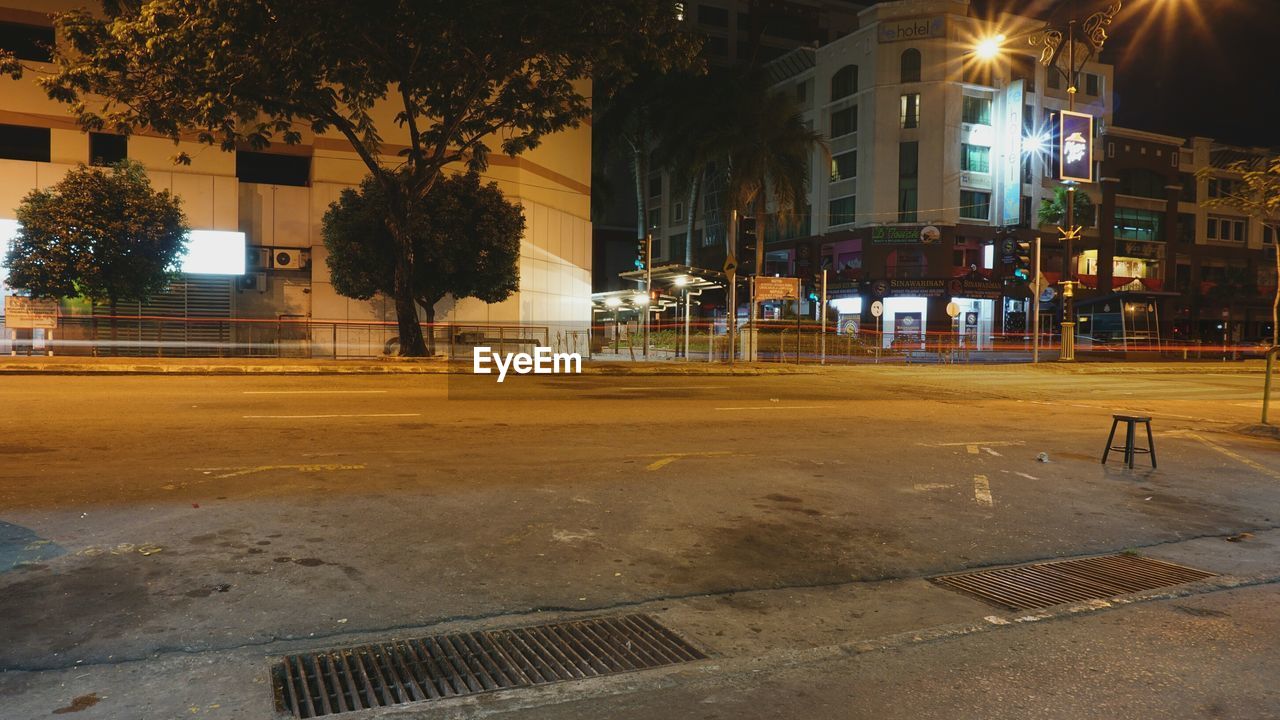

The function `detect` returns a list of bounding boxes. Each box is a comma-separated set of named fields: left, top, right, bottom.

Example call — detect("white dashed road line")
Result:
left=973, top=474, right=993, bottom=507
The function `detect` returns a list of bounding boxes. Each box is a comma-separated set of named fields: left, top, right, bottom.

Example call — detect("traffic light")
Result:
left=736, top=216, right=757, bottom=273
left=1011, top=238, right=1032, bottom=283
left=634, top=235, right=649, bottom=270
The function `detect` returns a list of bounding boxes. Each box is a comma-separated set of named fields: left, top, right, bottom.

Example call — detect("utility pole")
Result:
left=1033, top=236, right=1041, bottom=364
left=643, top=232, right=652, bottom=360
left=727, top=210, right=738, bottom=366
left=820, top=268, right=828, bottom=365
left=1060, top=19, right=1078, bottom=362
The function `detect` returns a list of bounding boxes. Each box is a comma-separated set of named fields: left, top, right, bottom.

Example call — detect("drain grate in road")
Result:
left=930, top=554, right=1217, bottom=611
left=271, top=614, right=707, bottom=718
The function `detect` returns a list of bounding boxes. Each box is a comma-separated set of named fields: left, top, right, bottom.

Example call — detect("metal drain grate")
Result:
left=271, top=614, right=707, bottom=718
left=931, top=554, right=1217, bottom=611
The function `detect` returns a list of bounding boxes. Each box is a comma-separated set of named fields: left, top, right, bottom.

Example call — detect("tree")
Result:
left=3, top=161, right=188, bottom=345
left=38, top=1, right=698, bottom=355
left=1197, top=158, right=1280, bottom=347
left=654, top=68, right=823, bottom=268
left=1037, top=186, right=1096, bottom=228
left=323, top=172, right=523, bottom=355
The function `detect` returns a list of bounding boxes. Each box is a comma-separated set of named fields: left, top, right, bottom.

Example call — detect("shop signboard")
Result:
left=1001, top=80, right=1024, bottom=226
left=871, top=225, right=941, bottom=245
left=4, top=296, right=58, bottom=329
left=878, top=16, right=945, bottom=43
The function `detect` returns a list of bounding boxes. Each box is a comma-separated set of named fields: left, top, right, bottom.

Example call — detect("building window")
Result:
left=668, top=233, right=685, bottom=259
left=1208, top=178, right=1237, bottom=199
left=960, top=190, right=990, bottom=221
left=1179, top=173, right=1197, bottom=202
left=671, top=201, right=684, bottom=224
left=831, top=105, right=857, bottom=138
left=236, top=151, right=311, bottom=187
left=962, top=96, right=992, bottom=125
left=697, top=5, right=729, bottom=27
left=1009, top=54, right=1036, bottom=93
left=648, top=174, right=662, bottom=198
left=1114, top=207, right=1163, bottom=242
left=829, top=195, right=856, bottom=226
left=830, top=150, right=856, bottom=182
left=0, top=21, right=54, bottom=63
left=1116, top=168, right=1166, bottom=200
left=648, top=207, right=662, bottom=229
left=89, top=133, right=128, bottom=166
left=831, top=65, right=858, bottom=101
left=898, top=142, right=918, bottom=223
left=961, top=144, right=990, bottom=174
left=900, top=48, right=921, bottom=83
left=1178, top=213, right=1195, bottom=244
left=1047, top=68, right=1061, bottom=90
left=1208, top=215, right=1246, bottom=242
left=1265, top=226, right=1275, bottom=245
left=899, top=93, right=920, bottom=129
left=0, top=123, right=51, bottom=163
left=796, top=80, right=808, bottom=104
left=1085, top=73, right=1100, bottom=96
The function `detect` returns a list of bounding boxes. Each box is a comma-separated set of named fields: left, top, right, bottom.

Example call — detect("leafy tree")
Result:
left=323, top=172, right=523, bottom=355
left=38, top=1, right=698, bottom=355
left=1037, top=186, right=1096, bottom=229
left=1197, top=158, right=1280, bottom=347
left=3, top=162, right=188, bottom=338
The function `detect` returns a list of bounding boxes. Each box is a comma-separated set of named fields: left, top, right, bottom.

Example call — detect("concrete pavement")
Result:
left=0, top=368, right=1278, bottom=717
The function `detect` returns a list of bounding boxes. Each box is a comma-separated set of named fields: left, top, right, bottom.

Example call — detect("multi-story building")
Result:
left=0, top=1, right=592, bottom=355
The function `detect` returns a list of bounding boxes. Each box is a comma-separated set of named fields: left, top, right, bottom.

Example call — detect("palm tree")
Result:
left=1038, top=186, right=1096, bottom=228
left=655, top=68, right=825, bottom=268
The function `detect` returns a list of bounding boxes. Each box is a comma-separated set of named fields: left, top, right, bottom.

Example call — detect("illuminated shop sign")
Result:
left=1001, top=80, right=1023, bottom=226
left=0, top=223, right=247, bottom=283
left=1059, top=110, right=1094, bottom=183
left=878, top=16, right=945, bottom=43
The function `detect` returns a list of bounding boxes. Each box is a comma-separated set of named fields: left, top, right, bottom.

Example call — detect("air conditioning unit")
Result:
left=247, top=246, right=270, bottom=270
left=270, top=248, right=308, bottom=270
left=238, top=272, right=267, bottom=292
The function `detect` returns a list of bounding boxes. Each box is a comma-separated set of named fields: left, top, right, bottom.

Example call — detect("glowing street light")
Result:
left=974, top=34, right=1006, bottom=60
left=604, top=296, right=622, bottom=308
left=633, top=292, right=650, bottom=306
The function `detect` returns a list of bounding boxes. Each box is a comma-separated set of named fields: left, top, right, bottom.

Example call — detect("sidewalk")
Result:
left=3, top=528, right=1276, bottom=719
left=0, top=355, right=814, bottom=376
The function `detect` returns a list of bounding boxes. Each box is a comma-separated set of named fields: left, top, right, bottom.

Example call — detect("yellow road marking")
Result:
left=974, top=474, right=993, bottom=506
left=646, top=457, right=680, bottom=471
left=1186, top=433, right=1280, bottom=480
left=212, top=464, right=366, bottom=479
left=631, top=451, right=733, bottom=458
left=967, top=445, right=979, bottom=455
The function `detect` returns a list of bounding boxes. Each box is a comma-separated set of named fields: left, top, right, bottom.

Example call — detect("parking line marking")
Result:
left=241, top=390, right=389, bottom=395
left=973, top=474, right=993, bottom=506
left=715, top=405, right=834, bottom=411
left=1187, top=433, right=1280, bottom=480
left=242, top=413, right=421, bottom=419
left=211, top=464, right=366, bottom=479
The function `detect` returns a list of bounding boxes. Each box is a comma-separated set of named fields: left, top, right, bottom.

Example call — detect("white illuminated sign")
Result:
left=0, top=223, right=247, bottom=287
left=181, top=230, right=247, bottom=275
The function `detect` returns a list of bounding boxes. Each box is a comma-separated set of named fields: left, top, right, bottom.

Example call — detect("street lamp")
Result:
left=973, top=1, right=1124, bottom=361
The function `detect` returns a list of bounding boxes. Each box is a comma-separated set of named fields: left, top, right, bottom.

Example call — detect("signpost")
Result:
left=754, top=276, right=800, bottom=301
left=870, top=300, right=884, bottom=363
left=1032, top=237, right=1042, bottom=364
left=4, top=297, right=58, bottom=329
left=726, top=211, right=739, bottom=366
left=819, top=269, right=828, bottom=365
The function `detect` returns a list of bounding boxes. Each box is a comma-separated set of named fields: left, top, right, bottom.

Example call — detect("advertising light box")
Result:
left=181, top=230, right=247, bottom=275
left=1059, top=110, right=1094, bottom=183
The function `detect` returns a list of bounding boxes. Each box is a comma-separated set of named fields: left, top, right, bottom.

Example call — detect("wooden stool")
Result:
left=1102, top=415, right=1156, bottom=469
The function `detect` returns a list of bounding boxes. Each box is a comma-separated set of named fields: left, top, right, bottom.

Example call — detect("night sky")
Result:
left=969, top=0, right=1280, bottom=148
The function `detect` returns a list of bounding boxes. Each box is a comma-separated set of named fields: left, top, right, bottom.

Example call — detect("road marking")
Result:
left=641, top=451, right=732, bottom=471
left=1014, top=472, right=1039, bottom=481
left=967, top=445, right=979, bottom=455
left=920, top=441, right=1026, bottom=448
left=646, top=457, right=679, bottom=471
left=982, top=447, right=1003, bottom=457
left=242, top=413, right=421, bottom=419
left=241, top=390, right=389, bottom=395
left=973, top=474, right=993, bottom=507
left=914, top=483, right=954, bottom=491
left=209, top=464, right=365, bottom=479
left=1186, top=433, right=1280, bottom=480
left=715, top=405, right=834, bottom=411
left=614, top=386, right=728, bottom=391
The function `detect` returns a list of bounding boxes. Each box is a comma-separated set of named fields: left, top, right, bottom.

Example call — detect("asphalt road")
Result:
left=1, top=365, right=1277, bottom=717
